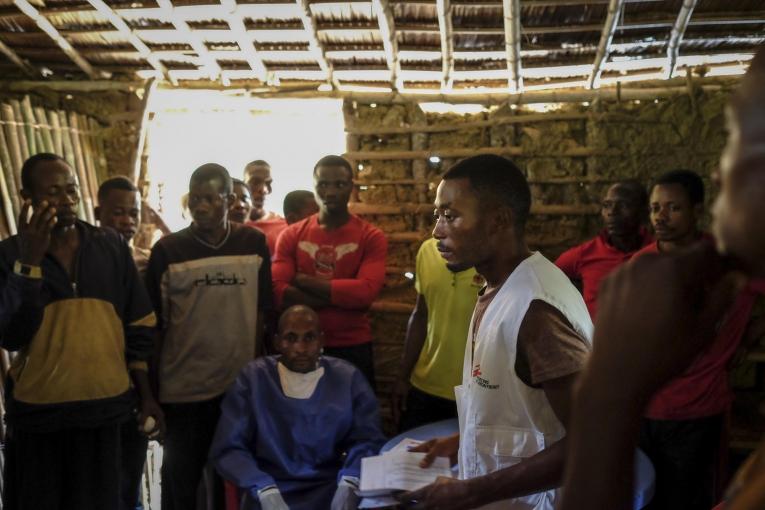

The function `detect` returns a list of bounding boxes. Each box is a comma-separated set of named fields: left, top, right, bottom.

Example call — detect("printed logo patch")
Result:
left=193, top=272, right=247, bottom=286
left=298, top=241, right=359, bottom=278
left=472, top=363, right=499, bottom=389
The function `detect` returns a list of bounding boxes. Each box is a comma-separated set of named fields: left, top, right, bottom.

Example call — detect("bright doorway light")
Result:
left=144, top=90, right=345, bottom=231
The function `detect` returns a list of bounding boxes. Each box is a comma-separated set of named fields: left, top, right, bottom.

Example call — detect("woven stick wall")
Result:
left=0, top=95, right=108, bottom=239
left=344, top=88, right=730, bottom=429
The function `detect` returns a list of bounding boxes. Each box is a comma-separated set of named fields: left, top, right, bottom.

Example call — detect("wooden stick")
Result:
left=1, top=103, right=24, bottom=196
left=20, top=96, right=40, bottom=155
left=76, top=113, right=100, bottom=201
left=48, top=109, right=63, bottom=155
left=346, top=111, right=588, bottom=135
left=34, top=105, right=54, bottom=152
left=57, top=110, right=76, bottom=168
left=346, top=146, right=615, bottom=161
left=0, top=124, right=17, bottom=225
left=9, top=100, right=29, bottom=162
left=59, top=112, right=90, bottom=222
left=68, top=112, right=95, bottom=224
left=0, top=113, right=21, bottom=221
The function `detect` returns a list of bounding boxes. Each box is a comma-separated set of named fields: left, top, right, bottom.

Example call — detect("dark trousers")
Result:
left=324, top=342, right=376, bottom=388
left=639, top=414, right=724, bottom=510
left=120, top=414, right=149, bottom=510
left=398, top=386, right=459, bottom=433
left=161, top=397, right=225, bottom=510
left=3, top=422, right=121, bottom=510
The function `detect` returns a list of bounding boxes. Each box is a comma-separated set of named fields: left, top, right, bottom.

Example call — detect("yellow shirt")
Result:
left=410, top=238, right=483, bottom=400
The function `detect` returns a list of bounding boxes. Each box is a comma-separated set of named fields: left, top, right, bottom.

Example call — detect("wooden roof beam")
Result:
left=372, top=0, right=403, bottom=91
left=12, top=0, right=100, bottom=79
left=0, top=37, right=37, bottom=76
left=502, top=0, right=523, bottom=92
left=84, top=0, right=172, bottom=84
left=219, top=0, right=270, bottom=83
left=154, top=0, right=221, bottom=82
left=588, top=0, right=625, bottom=89
left=296, top=0, right=340, bottom=90
left=665, top=0, right=698, bottom=79
left=436, top=0, right=454, bottom=91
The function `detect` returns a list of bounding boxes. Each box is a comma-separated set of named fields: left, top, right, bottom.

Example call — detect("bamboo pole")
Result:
left=58, top=112, right=89, bottom=222
left=346, top=146, right=615, bottom=161
left=346, top=111, right=588, bottom=135
left=48, top=109, right=63, bottom=155
left=9, top=100, right=29, bottom=162
left=77, top=113, right=100, bottom=200
left=20, top=96, right=39, bottom=156
left=68, top=112, right=95, bottom=224
left=0, top=160, right=16, bottom=236
left=57, top=111, right=76, bottom=168
left=1, top=103, right=24, bottom=197
left=34, top=105, right=54, bottom=152
left=0, top=116, right=21, bottom=221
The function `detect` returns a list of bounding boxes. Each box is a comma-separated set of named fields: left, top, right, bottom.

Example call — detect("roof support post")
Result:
left=588, top=0, right=625, bottom=89
left=665, top=0, right=698, bottom=79
left=503, top=0, right=523, bottom=92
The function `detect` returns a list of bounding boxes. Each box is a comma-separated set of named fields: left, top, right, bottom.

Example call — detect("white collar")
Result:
left=277, top=361, right=325, bottom=399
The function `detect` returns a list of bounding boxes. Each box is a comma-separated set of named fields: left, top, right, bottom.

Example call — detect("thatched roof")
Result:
left=0, top=0, right=762, bottom=93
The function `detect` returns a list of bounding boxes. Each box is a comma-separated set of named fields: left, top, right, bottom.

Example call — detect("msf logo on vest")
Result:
left=472, top=364, right=499, bottom=389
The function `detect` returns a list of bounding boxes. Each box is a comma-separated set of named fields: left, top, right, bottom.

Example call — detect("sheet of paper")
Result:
left=359, top=451, right=452, bottom=497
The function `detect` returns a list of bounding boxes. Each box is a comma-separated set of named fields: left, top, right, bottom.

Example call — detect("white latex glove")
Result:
left=330, top=480, right=360, bottom=510
left=258, top=488, right=289, bottom=510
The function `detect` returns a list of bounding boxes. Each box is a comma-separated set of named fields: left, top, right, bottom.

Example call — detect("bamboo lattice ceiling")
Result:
left=0, top=0, right=762, bottom=92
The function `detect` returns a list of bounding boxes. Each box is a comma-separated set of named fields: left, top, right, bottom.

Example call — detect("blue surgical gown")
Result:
left=210, top=355, right=386, bottom=510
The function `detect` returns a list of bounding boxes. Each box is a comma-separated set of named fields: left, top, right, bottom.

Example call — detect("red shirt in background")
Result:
left=555, top=228, right=652, bottom=318
left=271, top=214, right=387, bottom=348
left=246, top=212, right=288, bottom=256
left=637, top=239, right=765, bottom=420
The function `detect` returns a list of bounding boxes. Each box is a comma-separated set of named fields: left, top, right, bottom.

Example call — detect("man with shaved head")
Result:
left=561, top=46, right=765, bottom=510
left=210, top=304, right=385, bottom=510
left=556, top=180, right=651, bottom=318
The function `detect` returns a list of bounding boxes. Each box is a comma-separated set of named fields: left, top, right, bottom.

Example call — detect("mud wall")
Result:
left=344, top=88, right=732, bottom=429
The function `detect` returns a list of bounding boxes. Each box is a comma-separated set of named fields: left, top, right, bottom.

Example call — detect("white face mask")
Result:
left=277, top=361, right=325, bottom=399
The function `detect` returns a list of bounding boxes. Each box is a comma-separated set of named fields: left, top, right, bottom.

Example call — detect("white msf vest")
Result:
left=456, top=252, right=593, bottom=510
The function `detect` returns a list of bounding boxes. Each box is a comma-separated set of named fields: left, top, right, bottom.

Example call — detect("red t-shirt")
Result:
left=271, top=214, right=387, bottom=347
left=637, top=239, right=765, bottom=420
left=555, top=229, right=652, bottom=318
left=246, top=214, right=288, bottom=256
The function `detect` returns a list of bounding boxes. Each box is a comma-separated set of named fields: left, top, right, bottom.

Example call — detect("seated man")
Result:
left=210, top=305, right=385, bottom=510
